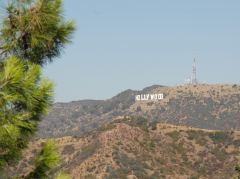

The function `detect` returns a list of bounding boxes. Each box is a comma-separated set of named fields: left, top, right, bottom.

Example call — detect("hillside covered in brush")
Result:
left=38, top=84, right=240, bottom=138
left=9, top=117, right=240, bottom=179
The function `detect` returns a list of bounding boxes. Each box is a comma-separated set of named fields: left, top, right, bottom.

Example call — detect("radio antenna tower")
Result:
left=191, top=58, right=198, bottom=85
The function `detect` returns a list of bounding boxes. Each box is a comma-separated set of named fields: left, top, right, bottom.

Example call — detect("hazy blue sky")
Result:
left=10, top=0, right=240, bottom=102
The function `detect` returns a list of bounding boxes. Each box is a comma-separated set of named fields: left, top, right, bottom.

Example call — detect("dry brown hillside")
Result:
left=38, top=84, right=240, bottom=138
left=9, top=117, right=240, bottom=179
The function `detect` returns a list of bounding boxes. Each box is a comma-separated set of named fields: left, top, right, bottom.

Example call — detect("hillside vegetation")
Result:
left=9, top=117, right=240, bottom=179
left=38, top=84, right=240, bottom=137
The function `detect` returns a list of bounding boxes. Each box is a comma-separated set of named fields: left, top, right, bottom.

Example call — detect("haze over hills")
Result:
left=38, top=84, right=240, bottom=138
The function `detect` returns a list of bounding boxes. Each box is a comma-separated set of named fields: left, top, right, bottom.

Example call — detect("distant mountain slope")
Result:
left=38, top=84, right=240, bottom=138
left=9, top=117, right=240, bottom=179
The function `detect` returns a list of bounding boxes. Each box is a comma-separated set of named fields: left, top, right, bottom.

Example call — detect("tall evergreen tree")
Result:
left=0, top=0, right=75, bottom=177
left=0, top=0, right=75, bottom=66
left=0, top=56, right=53, bottom=168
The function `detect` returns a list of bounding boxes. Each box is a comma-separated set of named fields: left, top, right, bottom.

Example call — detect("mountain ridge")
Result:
left=38, top=84, right=240, bottom=138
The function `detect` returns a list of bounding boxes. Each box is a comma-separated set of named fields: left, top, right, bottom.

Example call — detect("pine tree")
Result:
left=0, top=0, right=75, bottom=177
left=0, top=56, right=53, bottom=168
left=23, top=140, right=71, bottom=179
left=0, top=0, right=75, bottom=66
left=26, top=140, right=60, bottom=179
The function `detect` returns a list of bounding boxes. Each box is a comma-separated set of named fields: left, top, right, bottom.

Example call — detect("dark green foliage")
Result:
left=67, top=142, right=99, bottom=171
left=84, top=174, right=96, bottom=179
left=80, top=142, right=98, bottom=161
left=233, top=140, right=240, bottom=147
left=189, top=176, right=199, bottom=179
left=169, top=142, right=186, bottom=154
left=119, top=116, right=149, bottom=131
left=110, top=151, right=148, bottom=178
left=24, top=140, right=70, bottom=179
left=0, top=57, right=53, bottom=168
left=0, top=0, right=75, bottom=66
left=26, top=140, right=60, bottom=179
left=0, top=0, right=74, bottom=177
left=99, top=123, right=116, bottom=132
left=211, top=148, right=227, bottom=161
left=166, top=131, right=180, bottom=142
left=187, top=130, right=202, bottom=140
left=232, top=84, right=237, bottom=88
left=235, top=165, right=240, bottom=179
left=208, top=131, right=232, bottom=144
left=186, top=130, right=207, bottom=146
left=150, top=121, right=157, bottom=130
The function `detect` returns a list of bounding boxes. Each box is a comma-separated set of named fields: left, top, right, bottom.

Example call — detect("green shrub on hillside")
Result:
left=208, top=131, right=232, bottom=144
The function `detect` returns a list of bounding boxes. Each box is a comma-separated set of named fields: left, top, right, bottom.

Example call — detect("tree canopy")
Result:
left=0, top=0, right=75, bottom=66
left=0, top=56, right=53, bottom=168
left=26, top=140, right=60, bottom=179
left=0, top=0, right=75, bottom=177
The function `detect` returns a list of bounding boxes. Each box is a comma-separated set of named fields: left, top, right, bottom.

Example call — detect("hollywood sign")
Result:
left=135, top=93, right=164, bottom=101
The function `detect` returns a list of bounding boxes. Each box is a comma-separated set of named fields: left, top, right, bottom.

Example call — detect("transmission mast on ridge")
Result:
left=191, top=58, right=198, bottom=85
